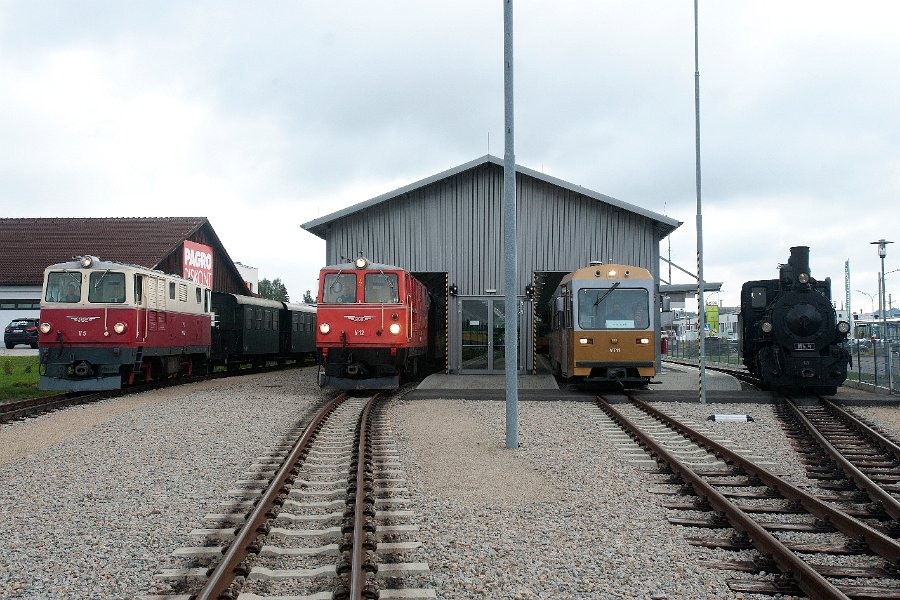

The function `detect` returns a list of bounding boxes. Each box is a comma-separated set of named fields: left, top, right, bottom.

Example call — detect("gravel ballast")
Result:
left=2, top=371, right=899, bottom=599
left=0, top=367, right=327, bottom=599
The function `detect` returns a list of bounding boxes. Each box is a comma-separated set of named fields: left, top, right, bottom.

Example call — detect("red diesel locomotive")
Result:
left=316, top=257, right=430, bottom=389
left=38, top=255, right=213, bottom=390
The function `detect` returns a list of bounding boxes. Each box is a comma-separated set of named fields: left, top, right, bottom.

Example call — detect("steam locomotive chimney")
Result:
left=788, top=246, right=811, bottom=276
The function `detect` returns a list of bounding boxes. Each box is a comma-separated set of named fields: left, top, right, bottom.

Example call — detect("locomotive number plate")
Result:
left=794, top=343, right=816, bottom=350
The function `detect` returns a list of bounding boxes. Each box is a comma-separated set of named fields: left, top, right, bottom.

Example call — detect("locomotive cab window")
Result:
left=88, top=271, right=126, bottom=304
left=323, top=273, right=357, bottom=304
left=45, top=271, right=83, bottom=303
left=134, top=274, right=144, bottom=304
left=577, top=288, right=649, bottom=330
left=751, top=287, right=767, bottom=308
left=365, top=273, right=399, bottom=303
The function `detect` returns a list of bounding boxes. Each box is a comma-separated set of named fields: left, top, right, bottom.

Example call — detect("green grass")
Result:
left=0, top=356, right=57, bottom=403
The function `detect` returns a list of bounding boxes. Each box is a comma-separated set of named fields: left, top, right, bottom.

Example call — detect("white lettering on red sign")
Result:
left=183, top=241, right=214, bottom=287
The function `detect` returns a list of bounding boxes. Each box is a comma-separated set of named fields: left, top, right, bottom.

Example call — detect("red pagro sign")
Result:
left=183, top=241, right=214, bottom=287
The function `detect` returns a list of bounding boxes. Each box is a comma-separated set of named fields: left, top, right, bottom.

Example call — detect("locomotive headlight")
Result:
left=355, top=257, right=369, bottom=269
left=760, top=321, right=773, bottom=333
left=389, top=323, right=401, bottom=335
left=319, top=323, right=331, bottom=334
left=798, top=272, right=810, bottom=284
left=636, top=338, right=650, bottom=345
left=80, top=255, right=94, bottom=268
left=39, top=322, right=52, bottom=334
left=113, top=322, right=127, bottom=334
left=837, top=321, right=850, bottom=334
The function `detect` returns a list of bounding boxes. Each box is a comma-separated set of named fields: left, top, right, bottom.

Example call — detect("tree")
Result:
left=258, top=278, right=290, bottom=302
left=303, top=289, right=315, bottom=304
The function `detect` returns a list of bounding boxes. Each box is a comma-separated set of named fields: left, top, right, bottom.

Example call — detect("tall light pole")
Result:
left=694, top=0, right=707, bottom=404
left=871, top=239, right=894, bottom=392
left=856, top=289, right=876, bottom=314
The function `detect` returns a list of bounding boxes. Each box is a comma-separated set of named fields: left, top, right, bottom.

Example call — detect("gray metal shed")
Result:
left=302, top=155, right=682, bottom=374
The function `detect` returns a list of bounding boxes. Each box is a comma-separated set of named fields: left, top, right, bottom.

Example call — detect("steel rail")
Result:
left=196, top=393, right=347, bottom=600
left=598, top=395, right=850, bottom=599
left=822, top=397, right=900, bottom=461
left=626, top=395, right=900, bottom=564
left=0, top=393, right=81, bottom=423
left=783, top=396, right=900, bottom=521
left=350, top=395, right=379, bottom=599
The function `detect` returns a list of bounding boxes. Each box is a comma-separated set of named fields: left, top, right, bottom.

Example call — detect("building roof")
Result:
left=302, top=154, right=682, bottom=238
left=0, top=217, right=209, bottom=286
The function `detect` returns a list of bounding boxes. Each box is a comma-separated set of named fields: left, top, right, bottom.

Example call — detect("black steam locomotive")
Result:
left=740, top=246, right=851, bottom=395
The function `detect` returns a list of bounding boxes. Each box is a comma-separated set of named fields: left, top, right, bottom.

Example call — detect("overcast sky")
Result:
left=2, top=1, right=898, bottom=313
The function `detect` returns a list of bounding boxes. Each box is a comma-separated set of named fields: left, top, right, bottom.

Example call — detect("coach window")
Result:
left=365, top=273, right=399, bottom=303
left=323, top=273, right=357, bottom=303
left=169, top=282, right=176, bottom=300
left=88, top=271, right=126, bottom=304
left=195, top=288, right=202, bottom=304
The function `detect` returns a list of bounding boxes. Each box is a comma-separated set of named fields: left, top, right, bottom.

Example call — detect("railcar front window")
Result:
left=88, top=271, right=127, bottom=304
left=323, top=273, right=358, bottom=304
left=577, top=288, right=650, bottom=330
left=45, top=272, right=84, bottom=303
left=364, top=273, right=399, bottom=303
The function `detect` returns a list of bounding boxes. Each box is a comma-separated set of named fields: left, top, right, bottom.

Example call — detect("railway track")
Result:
left=597, top=392, right=900, bottom=599
left=143, top=391, right=433, bottom=600
left=777, top=395, right=900, bottom=527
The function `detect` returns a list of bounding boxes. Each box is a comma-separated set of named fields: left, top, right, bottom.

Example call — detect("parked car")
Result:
left=4, top=318, right=39, bottom=349
left=849, top=338, right=873, bottom=353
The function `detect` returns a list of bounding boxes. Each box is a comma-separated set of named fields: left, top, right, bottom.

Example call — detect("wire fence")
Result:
left=661, top=336, right=899, bottom=393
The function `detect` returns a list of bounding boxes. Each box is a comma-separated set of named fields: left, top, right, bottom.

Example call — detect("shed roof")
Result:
left=302, top=155, right=682, bottom=239
left=0, top=217, right=221, bottom=286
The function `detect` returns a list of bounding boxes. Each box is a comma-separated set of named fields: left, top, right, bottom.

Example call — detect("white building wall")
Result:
left=0, top=285, right=42, bottom=324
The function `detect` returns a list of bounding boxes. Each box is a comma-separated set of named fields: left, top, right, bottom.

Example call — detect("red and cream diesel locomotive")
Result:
left=38, top=255, right=213, bottom=390
left=316, top=257, right=430, bottom=389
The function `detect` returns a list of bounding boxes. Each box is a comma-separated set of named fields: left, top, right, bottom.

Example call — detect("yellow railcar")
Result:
left=548, top=262, right=656, bottom=387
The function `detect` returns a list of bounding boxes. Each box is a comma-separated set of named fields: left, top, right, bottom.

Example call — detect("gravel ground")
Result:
left=392, top=399, right=738, bottom=599
left=3, top=371, right=896, bottom=600
left=0, top=366, right=327, bottom=600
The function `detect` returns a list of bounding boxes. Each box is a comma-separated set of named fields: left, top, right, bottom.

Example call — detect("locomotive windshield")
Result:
left=45, top=271, right=84, bottom=303
left=88, top=271, right=126, bottom=304
left=365, top=273, right=399, bottom=303
left=323, top=273, right=357, bottom=304
left=577, top=288, right=649, bottom=330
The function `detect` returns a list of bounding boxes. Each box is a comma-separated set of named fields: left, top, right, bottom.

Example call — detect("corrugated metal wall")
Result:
left=325, top=162, right=661, bottom=293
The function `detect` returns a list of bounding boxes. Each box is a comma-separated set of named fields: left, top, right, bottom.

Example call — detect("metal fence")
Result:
left=661, top=336, right=899, bottom=394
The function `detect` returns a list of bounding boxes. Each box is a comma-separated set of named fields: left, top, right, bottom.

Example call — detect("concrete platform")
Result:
left=416, top=373, right=559, bottom=390
left=407, top=360, right=748, bottom=401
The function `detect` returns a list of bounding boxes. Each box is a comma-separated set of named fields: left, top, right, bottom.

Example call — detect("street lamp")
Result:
left=871, top=239, right=894, bottom=393
left=856, top=289, right=876, bottom=314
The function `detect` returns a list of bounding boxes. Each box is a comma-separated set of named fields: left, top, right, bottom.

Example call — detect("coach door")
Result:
left=458, top=296, right=525, bottom=374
